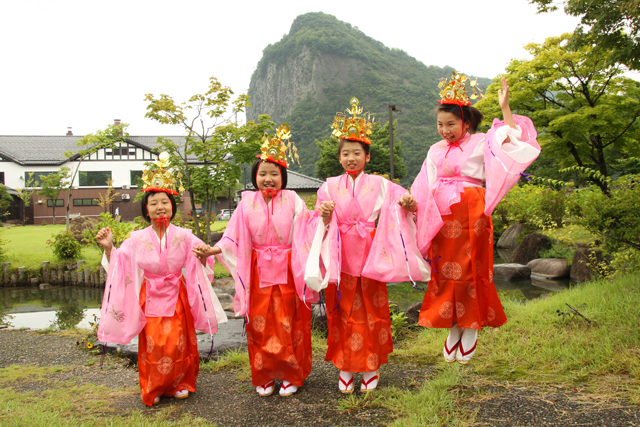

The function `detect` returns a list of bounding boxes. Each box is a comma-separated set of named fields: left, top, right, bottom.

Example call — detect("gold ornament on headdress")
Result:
left=141, top=151, right=184, bottom=195
left=438, top=71, right=485, bottom=106
left=257, top=124, right=300, bottom=169
left=331, top=97, right=375, bottom=145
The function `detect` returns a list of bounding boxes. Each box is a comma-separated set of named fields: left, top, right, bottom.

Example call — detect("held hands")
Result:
left=318, top=201, right=336, bottom=225
left=497, top=78, right=516, bottom=130
left=398, top=194, right=417, bottom=213
left=95, top=227, right=113, bottom=254
left=192, top=244, right=221, bottom=263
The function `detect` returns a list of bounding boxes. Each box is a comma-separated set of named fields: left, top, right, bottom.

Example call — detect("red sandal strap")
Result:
left=444, top=338, right=461, bottom=356
left=260, top=380, right=275, bottom=390
left=361, top=375, right=378, bottom=387
left=281, top=382, right=294, bottom=390
left=458, top=339, right=477, bottom=356
left=339, top=376, right=354, bottom=388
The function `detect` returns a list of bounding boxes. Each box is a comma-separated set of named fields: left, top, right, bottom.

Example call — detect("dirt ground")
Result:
left=2, top=329, right=639, bottom=426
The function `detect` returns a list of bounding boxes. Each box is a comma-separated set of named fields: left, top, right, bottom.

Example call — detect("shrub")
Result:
left=48, top=230, right=82, bottom=260
left=69, top=216, right=99, bottom=242
left=83, top=212, right=137, bottom=252
left=493, top=183, right=568, bottom=231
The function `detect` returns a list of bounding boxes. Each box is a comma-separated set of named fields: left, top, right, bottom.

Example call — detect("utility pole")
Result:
left=388, top=105, right=400, bottom=181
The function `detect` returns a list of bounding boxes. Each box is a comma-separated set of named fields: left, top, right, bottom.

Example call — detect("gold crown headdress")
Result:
left=331, top=97, right=375, bottom=145
left=438, top=72, right=485, bottom=106
left=142, top=152, right=184, bottom=195
left=256, top=124, right=300, bottom=169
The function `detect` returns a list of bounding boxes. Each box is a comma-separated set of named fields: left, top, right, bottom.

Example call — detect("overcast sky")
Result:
left=1, top=0, right=595, bottom=136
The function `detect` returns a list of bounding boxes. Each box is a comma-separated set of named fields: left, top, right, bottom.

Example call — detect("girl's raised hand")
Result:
left=95, top=227, right=113, bottom=252
left=497, top=77, right=516, bottom=130
left=398, top=194, right=417, bottom=212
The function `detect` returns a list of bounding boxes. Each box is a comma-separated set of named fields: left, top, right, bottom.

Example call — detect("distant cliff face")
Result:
left=247, top=46, right=365, bottom=124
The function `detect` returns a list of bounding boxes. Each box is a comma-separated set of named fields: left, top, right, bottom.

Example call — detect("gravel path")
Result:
left=2, top=329, right=639, bottom=426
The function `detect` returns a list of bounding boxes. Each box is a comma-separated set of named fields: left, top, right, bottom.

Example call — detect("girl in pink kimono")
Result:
left=96, top=153, right=227, bottom=406
left=410, top=75, right=540, bottom=364
left=303, top=97, right=430, bottom=394
left=209, top=125, right=316, bottom=397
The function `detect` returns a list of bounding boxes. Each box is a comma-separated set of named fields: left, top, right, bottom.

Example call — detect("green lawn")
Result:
left=0, top=222, right=230, bottom=277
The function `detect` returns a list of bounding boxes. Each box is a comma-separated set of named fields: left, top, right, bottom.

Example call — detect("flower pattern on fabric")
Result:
left=331, top=326, right=340, bottom=342
left=140, top=352, right=148, bottom=366
left=474, top=218, right=487, bottom=236
left=352, top=293, right=363, bottom=311
left=293, top=330, right=304, bottom=348
left=246, top=331, right=254, bottom=345
left=157, top=357, right=174, bottom=375
left=442, top=262, right=462, bottom=280
left=487, top=307, right=496, bottom=322
left=305, top=320, right=312, bottom=334
left=342, top=276, right=356, bottom=290
left=162, top=319, right=172, bottom=335
left=379, top=328, right=389, bottom=345
left=366, top=353, right=380, bottom=371
left=189, top=329, right=197, bottom=345
left=146, top=376, right=153, bottom=393
left=254, top=352, right=263, bottom=370
left=171, top=233, right=186, bottom=248
left=418, top=317, right=433, bottom=327
left=439, top=302, right=454, bottom=319
left=282, top=316, right=292, bottom=333
left=172, top=373, right=185, bottom=388
left=335, top=351, right=345, bottom=370
left=468, top=284, right=476, bottom=299
left=287, top=355, right=299, bottom=369
left=146, top=335, right=154, bottom=353
left=432, top=243, right=440, bottom=257
left=372, top=290, right=387, bottom=308
left=341, top=311, right=349, bottom=325
left=489, top=269, right=493, bottom=281
left=466, top=244, right=471, bottom=258
left=269, top=297, right=280, bottom=313
left=349, top=333, right=364, bottom=351
left=470, top=322, right=480, bottom=329
left=456, top=302, right=466, bottom=318
left=441, top=220, right=462, bottom=239
left=177, top=335, right=186, bottom=352
left=253, top=315, right=266, bottom=332
left=265, top=336, right=283, bottom=354
left=367, top=313, right=375, bottom=331
left=269, top=371, right=285, bottom=380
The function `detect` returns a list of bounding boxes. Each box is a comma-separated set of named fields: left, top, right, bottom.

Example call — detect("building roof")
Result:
left=244, top=170, right=324, bottom=191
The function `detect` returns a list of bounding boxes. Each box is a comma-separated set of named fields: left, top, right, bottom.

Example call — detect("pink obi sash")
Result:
left=142, top=271, right=181, bottom=318
left=432, top=175, right=483, bottom=216
left=254, top=244, right=292, bottom=287
left=338, top=220, right=375, bottom=276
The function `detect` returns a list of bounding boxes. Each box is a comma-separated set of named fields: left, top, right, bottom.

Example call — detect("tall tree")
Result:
left=145, top=76, right=274, bottom=241
left=476, top=33, right=640, bottom=194
left=316, top=121, right=407, bottom=181
left=16, top=173, right=35, bottom=225
left=530, top=0, right=640, bottom=70
left=64, top=123, right=128, bottom=229
left=38, top=167, right=70, bottom=225
left=0, top=185, right=13, bottom=221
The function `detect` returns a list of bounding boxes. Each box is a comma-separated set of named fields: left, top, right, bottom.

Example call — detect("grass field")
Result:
left=0, top=222, right=230, bottom=277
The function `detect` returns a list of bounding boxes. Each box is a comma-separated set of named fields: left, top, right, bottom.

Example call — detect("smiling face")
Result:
left=146, top=191, right=173, bottom=222
left=437, top=111, right=470, bottom=144
left=339, top=140, right=370, bottom=173
left=255, top=161, right=282, bottom=192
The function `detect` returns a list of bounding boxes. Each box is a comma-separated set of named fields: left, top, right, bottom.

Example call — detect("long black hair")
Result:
left=251, top=159, right=288, bottom=190
left=141, top=191, right=177, bottom=222
left=436, top=104, right=484, bottom=133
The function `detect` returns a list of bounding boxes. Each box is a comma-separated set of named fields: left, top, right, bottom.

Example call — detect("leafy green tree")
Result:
left=38, top=167, right=70, bottom=225
left=530, top=0, right=640, bottom=70
left=145, top=76, right=274, bottom=241
left=0, top=184, right=13, bottom=221
left=315, top=121, right=407, bottom=181
left=16, top=172, right=35, bottom=225
left=64, top=123, right=128, bottom=229
left=476, top=33, right=640, bottom=194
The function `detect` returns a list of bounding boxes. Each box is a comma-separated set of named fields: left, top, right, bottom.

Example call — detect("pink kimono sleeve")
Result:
left=215, top=201, right=252, bottom=317
left=363, top=182, right=429, bottom=282
left=484, top=115, right=540, bottom=215
left=291, top=202, right=321, bottom=304
left=411, top=158, right=445, bottom=256
left=184, top=233, right=224, bottom=335
left=97, top=238, right=146, bottom=344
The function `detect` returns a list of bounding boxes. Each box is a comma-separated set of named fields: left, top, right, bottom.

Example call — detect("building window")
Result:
left=130, top=170, right=143, bottom=188
left=106, top=147, right=136, bottom=156
left=79, top=171, right=111, bottom=187
left=73, top=198, right=99, bottom=206
left=24, top=171, right=56, bottom=187
left=47, top=199, right=64, bottom=207
left=0, top=172, right=4, bottom=185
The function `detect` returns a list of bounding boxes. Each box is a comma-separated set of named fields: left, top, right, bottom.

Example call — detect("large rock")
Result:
left=493, top=263, right=531, bottom=281
left=571, top=246, right=604, bottom=282
left=527, top=258, right=570, bottom=279
left=497, top=223, right=525, bottom=248
left=405, top=302, right=422, bottom=325
left=509, top=233, right=552, bottom=265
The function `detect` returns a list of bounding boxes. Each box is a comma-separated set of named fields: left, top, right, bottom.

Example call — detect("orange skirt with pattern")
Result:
left=325, top=273, right=393, bottom=373
left=418, top=187, right=507, bottom=331
left=246, top=251, right=312, bottom=387
left=138, top=278, right=200, bottom=407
